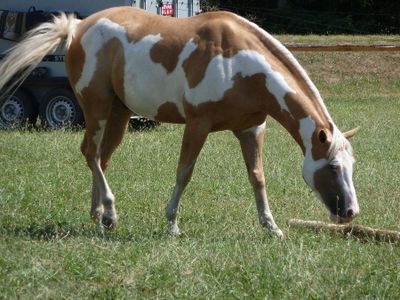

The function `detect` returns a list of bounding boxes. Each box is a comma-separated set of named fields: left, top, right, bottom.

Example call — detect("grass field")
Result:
left=1, top=36, right=400, bottom=299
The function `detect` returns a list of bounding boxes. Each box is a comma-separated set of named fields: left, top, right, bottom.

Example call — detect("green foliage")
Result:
left=204, top=0, right=400, bottom=34
left=1, top=37, right=400, bottom=298
left=276, top=0, right=400, bottom=34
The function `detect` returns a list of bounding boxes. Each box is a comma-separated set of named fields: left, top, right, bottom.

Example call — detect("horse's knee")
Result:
left=249, top=169, right=266, bottom=189
left=81, top=133, right=99, bottom=168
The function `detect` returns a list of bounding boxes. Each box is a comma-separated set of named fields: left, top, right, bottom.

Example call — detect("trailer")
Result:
left=0, top=0, right=200, bottom=129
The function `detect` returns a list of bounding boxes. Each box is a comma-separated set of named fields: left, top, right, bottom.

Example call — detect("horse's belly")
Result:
left=123, top=78, right=185, bottom=122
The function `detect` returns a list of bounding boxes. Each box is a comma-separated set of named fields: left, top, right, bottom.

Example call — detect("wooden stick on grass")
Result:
left=287, top=219, right=400, bottom=243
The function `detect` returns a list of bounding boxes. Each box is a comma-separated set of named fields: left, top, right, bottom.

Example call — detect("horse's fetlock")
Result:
left=91, top=206, right=104, bottom=221
left=102, top=193, right=115, bottom=208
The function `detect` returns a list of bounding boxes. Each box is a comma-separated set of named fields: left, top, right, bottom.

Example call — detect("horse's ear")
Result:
left=343, top=127, right=359, bottom=139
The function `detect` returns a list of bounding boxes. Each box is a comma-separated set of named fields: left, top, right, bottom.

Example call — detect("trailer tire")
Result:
left=39, top=88, right=84, bottom=129
left=0, top=90, right=37, bottom=129
left=128, top=116, right=160, bottom=131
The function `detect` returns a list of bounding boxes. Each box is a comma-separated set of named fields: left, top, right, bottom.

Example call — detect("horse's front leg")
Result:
left=166, top=120, right=210, bottom=236
left=234, top=122, right=284, bottom=239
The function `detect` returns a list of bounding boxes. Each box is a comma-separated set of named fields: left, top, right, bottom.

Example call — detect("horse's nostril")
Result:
left=347, top=209, right=354, bottom=218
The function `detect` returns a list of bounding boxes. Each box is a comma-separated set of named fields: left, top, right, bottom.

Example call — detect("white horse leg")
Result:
left=234, top=122, right=283, bottom=239
left=166, top=120, right=210, bottom=235
left=92, top=161, right=117, bottom=228
left=90, top=178, right=103, bottom=222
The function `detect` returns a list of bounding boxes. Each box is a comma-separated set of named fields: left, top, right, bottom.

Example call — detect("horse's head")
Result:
left=302, top=126, right=359, bottom=223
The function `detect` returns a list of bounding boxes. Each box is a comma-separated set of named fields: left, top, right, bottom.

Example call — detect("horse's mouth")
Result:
left=329, top=213, right=354, bottom=224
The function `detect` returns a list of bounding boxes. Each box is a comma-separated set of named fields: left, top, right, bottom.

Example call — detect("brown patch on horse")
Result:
left=88, top=8, right=193, bottom=74
left=100, top=97, right=132, bottom=171
left=313, top=164, right=346, bottom=216
left=182, top=39, right=219, bottom=89
left=183, top=16, right=262, bottom=88
left=65, top=31, right=85, bottom=89
left=155, top=102, right=186, bottom=123
left=183, top=73, right=268, bottom=132
left=74, top=38, right=122, bottom=117
left=311, top=123, right=334, bottom=160
left=109, top=40, right=126, bottom=102
left=150, top=38, right=186, bottom=73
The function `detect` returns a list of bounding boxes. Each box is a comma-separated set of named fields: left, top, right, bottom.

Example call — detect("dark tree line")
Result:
left=200, top=0, right=400, bottom=34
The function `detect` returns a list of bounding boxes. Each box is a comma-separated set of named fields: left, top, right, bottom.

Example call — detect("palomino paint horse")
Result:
left=0, top=7, right=359, bottom=238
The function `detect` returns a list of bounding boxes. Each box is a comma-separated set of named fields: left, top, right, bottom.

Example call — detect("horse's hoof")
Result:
left=273, top=228, right=284, bottom=240
left=101, top=214, right=118, bottom=230
left=168, top=223, right=180, bottom=236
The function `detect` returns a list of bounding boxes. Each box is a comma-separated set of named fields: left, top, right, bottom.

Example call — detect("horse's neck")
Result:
left=243, top=25, right=333, bottom=155
left=268, top=91, right=332, bottom=156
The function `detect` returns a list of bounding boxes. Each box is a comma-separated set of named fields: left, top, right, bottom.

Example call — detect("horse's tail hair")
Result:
left=0, top=13, right=81, bottom=98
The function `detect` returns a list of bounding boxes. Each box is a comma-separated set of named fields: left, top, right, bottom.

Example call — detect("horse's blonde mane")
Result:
left=327, top=126, right=354, bottom=161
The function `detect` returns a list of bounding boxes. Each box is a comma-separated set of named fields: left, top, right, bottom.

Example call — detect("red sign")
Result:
left=162, top=4, right=174, bottom=16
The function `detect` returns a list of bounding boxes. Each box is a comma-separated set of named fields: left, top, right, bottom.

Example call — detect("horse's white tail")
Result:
left=0, top=13, right=80, bottom=98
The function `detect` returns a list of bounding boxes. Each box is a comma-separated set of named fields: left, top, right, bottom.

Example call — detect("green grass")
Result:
left=1, top=37, right=400, bottom=299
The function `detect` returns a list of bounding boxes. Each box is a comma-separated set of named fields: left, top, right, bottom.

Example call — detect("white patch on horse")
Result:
left=76, top=18, right=124, bottom=94
left=299, top=116, right=327, bottom=188
left=185, top=50, right=295, bottom=112
left=329, top=127, right=359, bottom=215
left=76, top=18, right=198, bottom=119
left=124, top=37, right=196, bottom=119
left=242, top=121, right=266, bottom=137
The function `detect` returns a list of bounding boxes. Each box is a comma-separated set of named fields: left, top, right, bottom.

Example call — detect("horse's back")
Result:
left=66, top=7, right=269, bottom=125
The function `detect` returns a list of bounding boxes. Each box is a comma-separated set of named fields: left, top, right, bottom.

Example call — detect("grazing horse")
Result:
left=0, top=7, right=359, bottom=238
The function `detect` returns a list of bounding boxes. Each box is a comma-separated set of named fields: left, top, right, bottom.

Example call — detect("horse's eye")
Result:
left=329, top=164, right=340, bottom=172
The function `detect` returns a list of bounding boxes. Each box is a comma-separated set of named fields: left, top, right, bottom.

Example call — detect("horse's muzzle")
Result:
left=330, top=207, right=359, bottom=223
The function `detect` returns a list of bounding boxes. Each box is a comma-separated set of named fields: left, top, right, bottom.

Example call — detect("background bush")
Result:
left=201, top=0, right=400, bottom=34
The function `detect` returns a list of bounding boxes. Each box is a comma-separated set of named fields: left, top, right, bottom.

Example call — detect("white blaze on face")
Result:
left=330, top=137, right=359, bottom=216
left=185, top=50, right=296, bottom=112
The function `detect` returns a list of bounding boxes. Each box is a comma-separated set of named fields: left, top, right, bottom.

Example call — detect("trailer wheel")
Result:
left=0, top=90, right=37, bottom=129
left=39, top=88, right=84, bottom=129
left=128, top=116, right=160, bottom=131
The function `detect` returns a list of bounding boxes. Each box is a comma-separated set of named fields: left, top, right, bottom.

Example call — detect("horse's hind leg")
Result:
left=80, top=92, right=130, bottom=229
left=81, top=118, right=112, bottom=227
left=98, top=99, right=132, bottom=227
left=234, top=122, right=283, bottom=239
